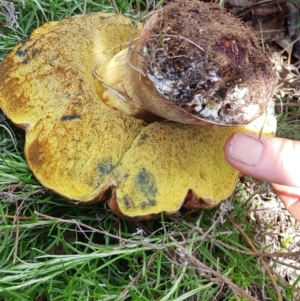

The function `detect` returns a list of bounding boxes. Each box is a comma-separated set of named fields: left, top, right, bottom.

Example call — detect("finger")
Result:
left=224, top=133, right=300, bottom=188
left=271, top=183, right=300, bottom=221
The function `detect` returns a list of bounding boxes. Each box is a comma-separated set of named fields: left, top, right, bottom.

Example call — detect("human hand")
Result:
left=224, top=132, right=300, bottom=221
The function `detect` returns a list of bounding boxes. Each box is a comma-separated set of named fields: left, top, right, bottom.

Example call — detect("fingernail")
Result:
left=228, top=133, right=263, bottom=166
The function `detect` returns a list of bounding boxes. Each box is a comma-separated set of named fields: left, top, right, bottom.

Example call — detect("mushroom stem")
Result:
left=100, top=48, right=208, bottom=124
left=98, top=1, right=276, bottom=126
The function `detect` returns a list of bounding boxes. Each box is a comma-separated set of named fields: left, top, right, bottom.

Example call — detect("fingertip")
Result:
left=272, top=183, right=300, bottom=221
left=225, top=132, right=300, bottom=188
left=224, top=132, right=263, bottom=166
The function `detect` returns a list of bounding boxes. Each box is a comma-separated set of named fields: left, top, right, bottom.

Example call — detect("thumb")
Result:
left=224, top=132, right=300, bottom=188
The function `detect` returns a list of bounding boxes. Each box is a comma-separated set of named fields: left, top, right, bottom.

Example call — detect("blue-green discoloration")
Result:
left=97, top=157, right=114, bottom=179
left=15, top=41, right=41, bottom=63
left=136, top=168, right=157, bottom=209
left=140, top=199, right=156, bottom=210
left=119, top=196, right=134, bottom=209
left=15, top=49, right=27, bottom=58
left=61, top=115, right=81, bottom=121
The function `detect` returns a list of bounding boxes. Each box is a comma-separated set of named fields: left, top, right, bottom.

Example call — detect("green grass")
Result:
left=0, top=1, right=299, bottom=300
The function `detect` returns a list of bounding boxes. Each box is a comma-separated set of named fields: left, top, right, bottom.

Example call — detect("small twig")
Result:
left=149, top=34, right=204, bottom=52
left=226, top=213, right=283, bottom=301
left=271, top=258, right=300, bottom=271
left=0, top=214, right=45, bottom=220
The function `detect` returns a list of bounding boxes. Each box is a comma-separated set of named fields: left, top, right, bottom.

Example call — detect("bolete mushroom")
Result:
left=0, top=1, right=276, bottom=219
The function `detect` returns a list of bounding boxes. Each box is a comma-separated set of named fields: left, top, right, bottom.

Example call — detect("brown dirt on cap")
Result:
left=139, top=0, right=276, bottom=124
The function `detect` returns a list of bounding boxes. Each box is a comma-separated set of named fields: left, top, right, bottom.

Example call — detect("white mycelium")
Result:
left=143, top=41, right=265, bottom=124
left=147, top=71, right=175, bottom=96
left=146, top=60, right=204, bottom=102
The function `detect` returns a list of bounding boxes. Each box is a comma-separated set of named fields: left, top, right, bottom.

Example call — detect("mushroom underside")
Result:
left=0, top=9, right=276, bottom=219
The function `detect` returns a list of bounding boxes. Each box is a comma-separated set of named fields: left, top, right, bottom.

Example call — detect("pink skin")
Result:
left=224, top=132, right=300, bottom=221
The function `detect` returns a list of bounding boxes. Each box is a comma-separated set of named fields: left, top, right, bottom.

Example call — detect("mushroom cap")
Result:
left=0, top=12, right=276, bottom=219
